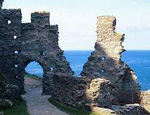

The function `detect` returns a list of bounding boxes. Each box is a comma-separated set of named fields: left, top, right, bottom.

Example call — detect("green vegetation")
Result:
left=0, top=100, right=29, bottom=115
left=0, top=74, right=29, bottom=115
left=25, top=73, right=42, bottom=82
left=0, top=74, right=7, bottom=88
left=48, top=98, right=100, bottom=115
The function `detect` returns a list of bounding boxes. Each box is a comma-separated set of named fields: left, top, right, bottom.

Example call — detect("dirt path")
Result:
left=22, top=76, right=69, bottom=115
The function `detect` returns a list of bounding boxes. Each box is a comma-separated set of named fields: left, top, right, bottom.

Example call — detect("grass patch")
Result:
left=25, top=73, right=42, bottom=82
left=48, top=98, right=100, bottom=115
left=0, top=100, right=29, bottom=115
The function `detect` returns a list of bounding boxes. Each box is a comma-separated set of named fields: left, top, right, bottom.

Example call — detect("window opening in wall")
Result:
left=14, top=36, right=17, bottom=39
left=41, top=51, right=45, bottom=56
left=15, top=51, right=19, bottom=54
left=100, top=69, right=104, bottom=74
left=100, top=56, right=106, bottom=61
left=50, top=67, right=54, bottom=72
left=8, top=20, right=11, bottom=24
left=15, top=64, right=18, bottom=68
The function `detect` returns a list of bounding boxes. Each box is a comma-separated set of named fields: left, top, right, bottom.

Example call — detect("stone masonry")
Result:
left=81, top=16, right=140, bottom=104
left=0, top=1, right=73, bottom=94
left=1, top=1, right=149, bottom=114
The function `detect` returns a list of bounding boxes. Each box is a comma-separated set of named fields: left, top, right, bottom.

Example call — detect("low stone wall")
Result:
left=52, top=74, right=123, bottom=108
left=51, top=73, right=150, bottom=115
left=113, top=104, right=150, bottom=115
left=52, top=73, right=86, bottom=107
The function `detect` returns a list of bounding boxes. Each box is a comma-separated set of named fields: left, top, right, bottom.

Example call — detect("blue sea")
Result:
left=25, top=50, right=150, bottom=91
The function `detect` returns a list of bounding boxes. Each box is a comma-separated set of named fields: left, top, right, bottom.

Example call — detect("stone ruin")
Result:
left=51, top=16, right=140, bottom=107
left=81, top=16, right=140, bottom=104
left=0, top=0, right=73, bottom=94
left=0, top=0, right=150, bottom=114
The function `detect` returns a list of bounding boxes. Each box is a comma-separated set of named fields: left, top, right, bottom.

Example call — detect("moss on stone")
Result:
left=0, top=74, right=7, bottom=88
left=0, top=100, right=29, bottom=115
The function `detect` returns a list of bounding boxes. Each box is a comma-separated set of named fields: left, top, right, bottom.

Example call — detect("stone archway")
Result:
left=23, top=59, right=56, bottom=95
left=25, top=61, right=44, bottom=77
left=24, top=61, right=45, bottom=94
left=23, top=60, right=45, bottom=78
left=20, top=57, right=56, bottom=95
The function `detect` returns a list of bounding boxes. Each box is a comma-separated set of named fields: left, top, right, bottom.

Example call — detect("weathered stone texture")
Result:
left=81, top=16, right=140, bottom=104
left=85, top=78, right=117, bottom=107
left=20, top=12, right=74, bottom=94
left=0, top=1, right=149, bottom=115
left=0, top=74, right=7, bottom=98
left=52, top=73, right=86, bottom=107
left=92, top=107, right=116, bottom=115
left=0, top=74, right=21, bottom=101
left=113, top=104, right=150, bottom=115
left=92, top=104, right=150, bottom=115
left=139, top=91, right=150, bottom=112
left=0, top=2, right=73, bottom=94
left=0, top=9, right=23, bottom=90
left=140, top=91, right=150, bottom=106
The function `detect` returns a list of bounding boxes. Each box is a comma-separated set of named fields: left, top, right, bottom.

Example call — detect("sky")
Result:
left=2, top=0, right=150, bottom=50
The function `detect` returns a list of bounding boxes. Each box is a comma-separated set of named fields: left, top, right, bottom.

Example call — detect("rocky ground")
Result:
left=22, top=76, right=69, bottom=115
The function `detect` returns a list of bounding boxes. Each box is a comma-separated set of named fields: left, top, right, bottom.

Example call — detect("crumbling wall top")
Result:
left=0, top=0, right=4, bottom=8
left=96, top=16, right=124, bottom=60
left=97, top=16, right=116, bottom=33
left=31, top=11, right=50, bottom=28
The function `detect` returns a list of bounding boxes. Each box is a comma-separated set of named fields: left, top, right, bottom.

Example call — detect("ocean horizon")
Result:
left=25, top=50, right=150, bottom=91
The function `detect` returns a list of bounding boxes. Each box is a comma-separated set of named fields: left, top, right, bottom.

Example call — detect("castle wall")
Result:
left=0, top=3, right=73, bottom=94
left=20, top=12, right=73, bottom=94
left=0, top=9, right=22, bottom=89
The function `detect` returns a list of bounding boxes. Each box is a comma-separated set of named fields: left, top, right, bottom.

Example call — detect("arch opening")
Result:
left=25, top=61, right=44, bottom=78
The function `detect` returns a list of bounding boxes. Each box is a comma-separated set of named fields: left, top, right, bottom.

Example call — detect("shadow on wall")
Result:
left=51, top=16, right=141, bottom=110
left=81, top=16, right=140, bottom=105
left=0, top=0, right=149, bottom=113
